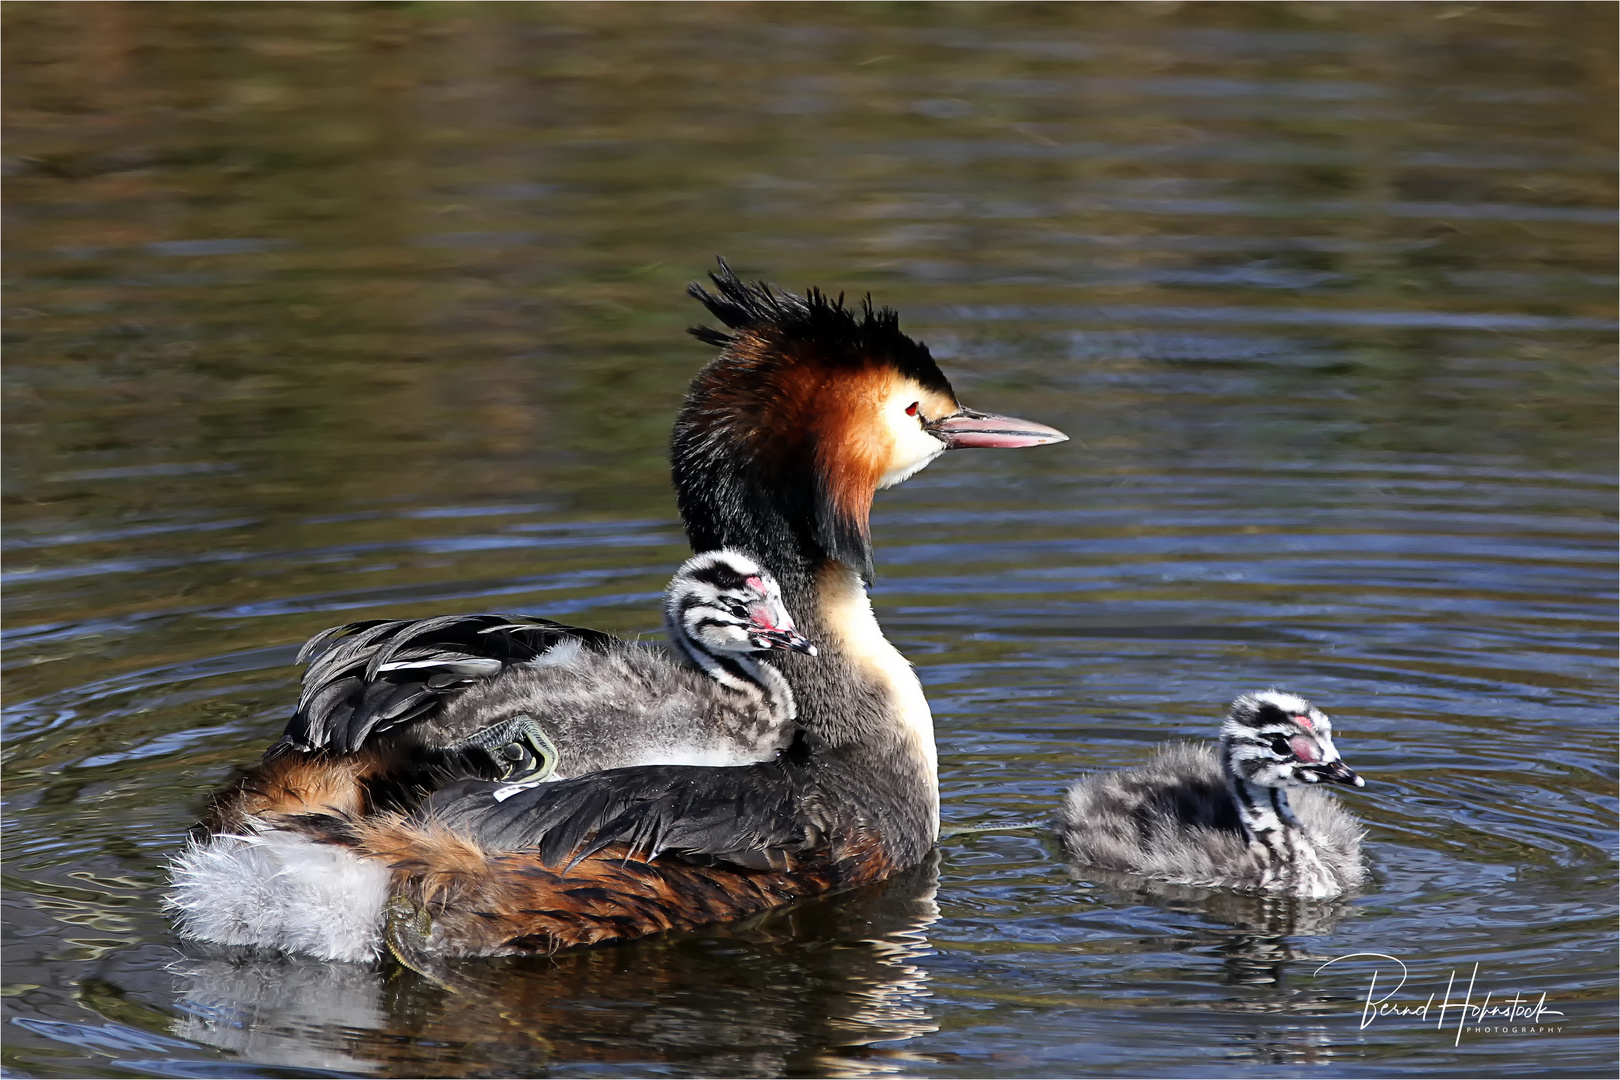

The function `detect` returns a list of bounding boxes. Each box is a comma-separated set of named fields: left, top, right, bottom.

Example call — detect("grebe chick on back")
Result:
left=192, top=547, right=812, bottom=812
left=171, top=262, right=1068, bottom=961
left=1058, top=691, right=1367, bottom=899
left=436, top=548, right=816, bottom=783
left=367, top=548, right=815, bottom=780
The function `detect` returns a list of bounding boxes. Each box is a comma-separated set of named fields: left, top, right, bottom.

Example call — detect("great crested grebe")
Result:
left=1058, top=691, right=1367, bottom=899
left=169, top=262, right=1067, bottom=961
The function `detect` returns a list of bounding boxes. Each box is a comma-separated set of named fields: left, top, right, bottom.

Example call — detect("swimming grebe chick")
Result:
left=1058, top=691, right=1367, bottom=899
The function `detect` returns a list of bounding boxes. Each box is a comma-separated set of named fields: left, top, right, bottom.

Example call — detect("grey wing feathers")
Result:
left=283, top=614, right=618, bottom=753
left=418, top=756, right=815, bottom=872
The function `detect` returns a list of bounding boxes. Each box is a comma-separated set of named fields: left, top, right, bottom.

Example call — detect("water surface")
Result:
left=3, top=4, right=1615, bottom=1077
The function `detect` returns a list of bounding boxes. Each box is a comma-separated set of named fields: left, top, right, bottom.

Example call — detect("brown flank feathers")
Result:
left=270, top=811, right=900, bottom=957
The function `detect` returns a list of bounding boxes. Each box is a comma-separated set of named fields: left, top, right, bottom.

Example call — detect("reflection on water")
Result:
left=170, top=957, right=388, bottom=1075
left=1071, top=866, right=1358, bottom=941
left=171, top=859, right=943, bottom=1078
left=1069, top=865, right=1359, bottom=1004
left=3, top=3, right=1615, bottom=1077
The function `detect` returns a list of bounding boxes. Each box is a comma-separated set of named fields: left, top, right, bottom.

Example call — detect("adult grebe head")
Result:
left=672, top=261, right=1067, bottom=583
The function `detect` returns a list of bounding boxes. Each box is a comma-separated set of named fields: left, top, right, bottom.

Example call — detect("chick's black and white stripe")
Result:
left=664, top=550, right=813, bottom=722
left=1059, top=691, right=1368, bottom=899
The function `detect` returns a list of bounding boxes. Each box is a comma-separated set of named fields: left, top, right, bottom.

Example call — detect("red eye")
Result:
left=905, top=402, right=920, bottom=417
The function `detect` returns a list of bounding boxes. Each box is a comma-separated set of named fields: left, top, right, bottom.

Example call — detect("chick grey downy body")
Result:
left=1059, top=691, right=1367, bottom=899
left=415, top=549, right=815, bottom=780
left=282, top=548, right=814, bottom=786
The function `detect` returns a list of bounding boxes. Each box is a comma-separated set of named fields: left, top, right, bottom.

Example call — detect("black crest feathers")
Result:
left=686, top=258, right=948, bottom=389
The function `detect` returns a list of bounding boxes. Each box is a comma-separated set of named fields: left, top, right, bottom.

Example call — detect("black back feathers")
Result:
left=281, top=614, right=617, bottom=754
left=416, top=736, right=819, bottom=872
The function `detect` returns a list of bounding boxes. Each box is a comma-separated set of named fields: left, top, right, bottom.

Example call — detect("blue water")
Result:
left=4, top=4, right=1615, bottom=1076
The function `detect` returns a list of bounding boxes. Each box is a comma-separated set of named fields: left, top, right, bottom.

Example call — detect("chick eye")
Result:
left=905, top=401, right=920, bottom=417
left=1269, top=736, right=1291, bottom=757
